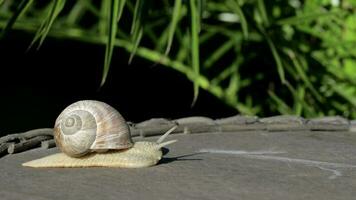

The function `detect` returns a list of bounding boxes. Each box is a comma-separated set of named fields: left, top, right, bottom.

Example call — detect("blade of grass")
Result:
left=66, top=0, right=85, bottom=25
left=199, top=29, right=216, bottom=44
left=155, top=26, right=169, bottom=52
left=268, top=90, right=293, bottom=114
left=294, top=86, right=305, bottom=116
left=37, top=0, right=65, bottom=47
left=206, top=2, right=229, bottom=13
left=202, top=24, right=238, bottom=38
left=203, top=36, right=239, bottom=69
left=236, top=103, right=259, bottom=115
left=165, top=0, right=182, bottom=55
left=83, top=0, right=101, bottom=17
left=190, top=0, right=201, bottom=106
left=258, top=25, right=285, bottom=84
left=284, top=81, right=316, bottom=117
left=29, top=0, right=66, bottom=49
left=66, top=0, right=99, bottom=25
left=128, top=26, right=143, bottom=64
left=101, top=0, right=119, bottom=86
left=257, top=0, right=269, bottom=26
left=285, top=49, right=323, bottom=102
left=98, top=0, right=109, bottom=36
left=130, top=0, right=141, bottom=34
left=117, top=0, right=126, bottom=21
left=276, top=11, right=341, bottom=25
left=128, top=0, right=145, bottom=64
left=225, top=72, right=239, bottom=105
left=175, top=28, right=190, bottom=62
left=211, top=57, right=242, bottom=84
left=144, top=18, right=168, bottom=44
left=0, top=22, right=231, bottom=109
left=327, top=79, right=356, bottom=107
left=0, top=0, right=33, bottom=38
left=197, top=0, right=204, bottom=32
left=225, top=0, right=248, bottom=39
left=267, top=37, right=285, bottom=84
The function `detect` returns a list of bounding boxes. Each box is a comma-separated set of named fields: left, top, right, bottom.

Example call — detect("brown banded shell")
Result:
left=54, top=100, right=133, bottom=157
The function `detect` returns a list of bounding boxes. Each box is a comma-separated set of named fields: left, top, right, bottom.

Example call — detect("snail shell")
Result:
left=54, top=100, right=133, bottom=157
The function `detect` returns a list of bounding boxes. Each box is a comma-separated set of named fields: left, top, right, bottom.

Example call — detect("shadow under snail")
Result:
left=22, top=100, right=177, bottom=168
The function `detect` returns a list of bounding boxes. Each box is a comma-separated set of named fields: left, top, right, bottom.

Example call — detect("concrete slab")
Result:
left=0, top=131, right=356, bottom=200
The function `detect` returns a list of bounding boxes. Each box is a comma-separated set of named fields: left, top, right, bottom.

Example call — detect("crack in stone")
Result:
left=199, top=149, right=356, bottom=179
left=316, top=166, right=342, bottom=179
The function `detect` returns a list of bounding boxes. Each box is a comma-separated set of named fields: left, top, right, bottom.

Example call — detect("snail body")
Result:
left=22, top=100, right=177, bottom=168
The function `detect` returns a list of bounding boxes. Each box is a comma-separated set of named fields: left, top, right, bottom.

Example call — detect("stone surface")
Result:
left=215, top=115, right=258, bottom=125
left=349, top=120, right=356, bottom=132
left=1, top=115, right=355, bottom=160
left=132, top=118, right=177, bottom=137
left=259, top=115, right=307, bottom=131
left=1, top=130, right=356, bottom=200
left=307, top=116, right=350, bottom=131
left=174, top=116, right=217, bottom=134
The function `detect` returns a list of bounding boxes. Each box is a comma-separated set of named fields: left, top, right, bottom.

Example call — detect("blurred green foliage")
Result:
left=0, top=0, right=355, bottom=118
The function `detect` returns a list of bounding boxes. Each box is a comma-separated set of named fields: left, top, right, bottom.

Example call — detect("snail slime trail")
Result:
left=22, top=100, right=178, bottom=168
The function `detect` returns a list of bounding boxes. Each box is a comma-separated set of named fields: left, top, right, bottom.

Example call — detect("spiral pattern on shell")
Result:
left=54, top=100, right=133, bottom=157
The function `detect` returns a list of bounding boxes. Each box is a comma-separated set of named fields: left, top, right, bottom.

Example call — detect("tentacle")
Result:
left=157, top=140, right=177, bottom=148
left=156, top=125, right=178, bottom=144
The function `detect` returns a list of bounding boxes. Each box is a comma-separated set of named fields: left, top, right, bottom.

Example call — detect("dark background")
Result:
left=0, top=31, right=237, bottom=135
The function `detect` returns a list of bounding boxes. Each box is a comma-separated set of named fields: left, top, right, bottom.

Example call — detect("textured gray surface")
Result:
left=1, top=130, right=356, bottom=200
left=2, top=115, right=355, bottom=158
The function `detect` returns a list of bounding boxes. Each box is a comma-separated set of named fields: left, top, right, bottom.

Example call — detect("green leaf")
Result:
left=29, top=0, right=66, bottom=49
left=98, top=0, right=109, bottom=36
left=199, top=29, right=217, bottom=44
left=293, top=86, right=304, bottom=116
left=211, top=57, right=241, bottom=85
left=225, top=72, right=239, bottom=105
left=257, top=0, right=269, bottom=26
left=328, top=79, right=356, bottom=107
left=225, top=0, right=248, bottom=39
left=190, top=0, right=200, bottom=106
left=197, top=0, right=204, bottom=32
left=175, top=28, right=190, bottom=62
left=0, top=0, right=33, bottom=39
left=66, top=0, right=102, bottom=25
left=117, top=0, right=126, bottom=21
left=276, top=11, right=341, bottom=25
left=258, top=25, right=285, bottom=84
left=66, top=0, right=86, bottom=25
left=285, top=49, right=323, bottom=102
left=165, top=0, right=182, bottom=55
left=284, top=81, right=315, bottom=117
left=267, top=38, right=285, bottom=83
left=130, top=0, right=142, bottom=34
left=203, top=36, right=239, bottom=69
left=128, top=26, right=143, bottom=64
left=268, top=90, right=293, bottom=114
left=101, top=0, right=120, bottom=86
left=128, top=0, right=145, bottom=63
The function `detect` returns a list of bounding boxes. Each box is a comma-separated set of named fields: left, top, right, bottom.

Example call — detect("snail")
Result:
left=22, top=100, right=177, bottom=168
